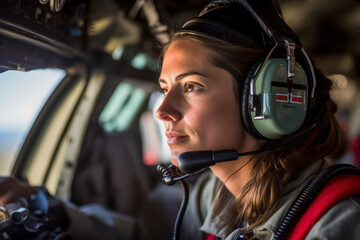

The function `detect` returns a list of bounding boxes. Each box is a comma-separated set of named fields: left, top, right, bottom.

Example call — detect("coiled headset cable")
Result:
left=157, top=164, right=207, bottom=240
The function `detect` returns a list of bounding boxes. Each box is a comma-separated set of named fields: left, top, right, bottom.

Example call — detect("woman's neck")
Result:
left=210, top=156, right=254, bottom=196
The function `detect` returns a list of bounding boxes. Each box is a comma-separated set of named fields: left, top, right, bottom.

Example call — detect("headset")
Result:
left=180, top=0, right=317, bottom=140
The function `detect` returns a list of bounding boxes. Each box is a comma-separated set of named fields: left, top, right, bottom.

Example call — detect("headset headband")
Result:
left=181, top=18, right=261, bottom=48
left=238, top=0, right=301, bottom=46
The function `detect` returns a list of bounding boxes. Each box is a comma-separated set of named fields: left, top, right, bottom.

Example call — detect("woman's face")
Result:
left=156, top=39, right=248, bottom=165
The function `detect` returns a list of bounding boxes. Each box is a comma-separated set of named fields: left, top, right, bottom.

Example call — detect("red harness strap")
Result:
left=289, top=174, right=360, bottom=240
left=206, top=234, right=216, bottom=240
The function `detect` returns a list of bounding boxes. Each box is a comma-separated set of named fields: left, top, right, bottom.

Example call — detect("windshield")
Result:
left=0, top=69, right=65, bottom=175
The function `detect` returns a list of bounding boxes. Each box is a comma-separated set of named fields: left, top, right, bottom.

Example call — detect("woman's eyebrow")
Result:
left=158, top=71, right=206, bottom=84
left=175, top=71, right=206, bottom=81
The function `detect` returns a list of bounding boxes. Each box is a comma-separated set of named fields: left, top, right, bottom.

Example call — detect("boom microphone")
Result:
left=178, top=148, right=268, bottom=174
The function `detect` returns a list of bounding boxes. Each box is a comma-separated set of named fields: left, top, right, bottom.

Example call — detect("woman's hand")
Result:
left=0, top=176, right=36, bottom=205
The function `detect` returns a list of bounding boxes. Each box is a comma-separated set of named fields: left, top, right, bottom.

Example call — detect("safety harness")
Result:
left=274, top=163, right=360, bottom=240
left=206, top=164, right=360, bottom=240
left=287, top=173, right=360, bottom=239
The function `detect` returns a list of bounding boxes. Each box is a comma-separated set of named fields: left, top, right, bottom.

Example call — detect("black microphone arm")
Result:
left=177, top=150, right=238, bottom=174
left=177, top=147, right=273, bottom=174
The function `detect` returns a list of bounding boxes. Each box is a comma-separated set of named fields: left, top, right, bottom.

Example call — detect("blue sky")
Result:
left=0, top=68, right=65, bottom=133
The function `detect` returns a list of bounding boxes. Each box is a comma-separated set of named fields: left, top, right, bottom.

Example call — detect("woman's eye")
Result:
left=183, top=83, right=200, bottom=93
left=159, top=87, right=168, bottom=94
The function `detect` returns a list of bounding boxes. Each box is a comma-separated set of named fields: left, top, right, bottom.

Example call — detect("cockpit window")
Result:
left=99, top=82, right=147, bottom=132
left=0, top=69, right=65, bottom=175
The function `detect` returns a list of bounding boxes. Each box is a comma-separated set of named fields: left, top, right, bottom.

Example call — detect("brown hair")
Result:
left=159, top=32, right=348, bottom=235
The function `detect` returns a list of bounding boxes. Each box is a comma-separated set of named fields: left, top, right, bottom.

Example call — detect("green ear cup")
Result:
left=246, top=58, right=308, bottom=139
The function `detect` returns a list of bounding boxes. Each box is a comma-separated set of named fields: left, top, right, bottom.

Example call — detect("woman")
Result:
left=155, top=0, right=359, bottom=239
left=0, top=1, right=358, bottom=239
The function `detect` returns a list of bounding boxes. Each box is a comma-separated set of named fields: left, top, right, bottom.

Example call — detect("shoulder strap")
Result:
left=274, top=163, right=360, bottom=240
left=289, top=174, right=360, bottom=240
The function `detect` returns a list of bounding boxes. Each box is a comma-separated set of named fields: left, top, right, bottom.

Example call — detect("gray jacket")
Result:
left=181, top=163, right=360, bottom=240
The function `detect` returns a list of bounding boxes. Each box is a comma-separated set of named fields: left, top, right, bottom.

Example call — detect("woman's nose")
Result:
left=155, top=90, right=182, bottom=122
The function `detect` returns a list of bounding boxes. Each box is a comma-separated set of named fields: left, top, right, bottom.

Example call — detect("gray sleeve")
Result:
left=62, top=201, right=146, bottom=240
left=306, top=195, right=360, bottom=240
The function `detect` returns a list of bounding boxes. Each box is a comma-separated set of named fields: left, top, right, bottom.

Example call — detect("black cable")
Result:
left=157, top=164, right=192, bottom=240
left=173, top=179, right=189, bottom=240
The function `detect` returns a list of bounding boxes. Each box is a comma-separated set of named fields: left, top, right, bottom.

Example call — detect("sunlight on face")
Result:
left=156, top=39, right=247, bottom=165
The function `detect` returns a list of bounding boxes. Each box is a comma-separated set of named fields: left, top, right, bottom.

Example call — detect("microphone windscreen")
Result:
left=177, top=151, right=215, bottom=174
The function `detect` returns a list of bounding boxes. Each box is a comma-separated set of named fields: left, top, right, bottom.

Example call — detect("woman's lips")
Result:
left=166, top=132, right=189, bottom=144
